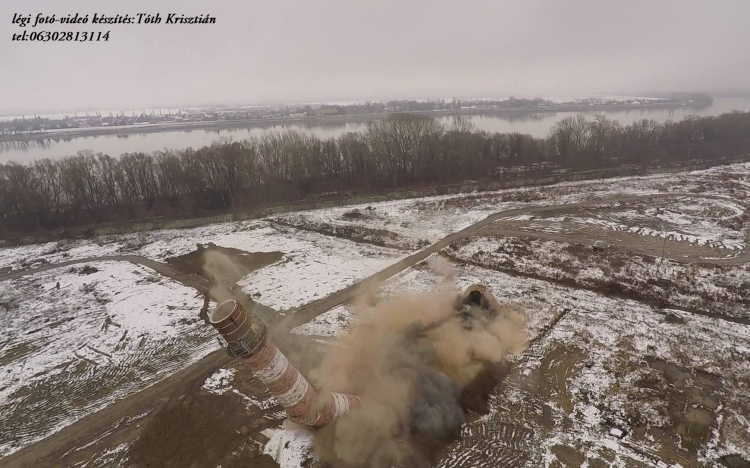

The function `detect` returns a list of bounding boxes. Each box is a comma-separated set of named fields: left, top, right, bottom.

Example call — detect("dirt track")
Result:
left=1, top=192, right=748, bottom=468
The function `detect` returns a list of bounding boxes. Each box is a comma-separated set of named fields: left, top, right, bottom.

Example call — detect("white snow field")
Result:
left=0, top=261, right=216, bottom=457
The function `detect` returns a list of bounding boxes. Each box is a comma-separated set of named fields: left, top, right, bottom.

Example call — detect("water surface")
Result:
left=2, top=97, right=749, bottom=164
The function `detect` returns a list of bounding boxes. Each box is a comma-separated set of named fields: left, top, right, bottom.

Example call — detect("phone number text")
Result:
left=12, top=30, right=110, bottom=42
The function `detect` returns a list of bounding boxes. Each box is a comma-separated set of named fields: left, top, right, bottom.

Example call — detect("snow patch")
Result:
left=202, top=368, right=236, bottom=395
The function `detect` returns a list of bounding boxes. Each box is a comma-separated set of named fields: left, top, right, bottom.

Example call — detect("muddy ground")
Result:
left=5, top=332, right=331, bottom=468
left=165, top=243, right=283, bottom=283
left=438, top=343, right=730, bottom=468
left=481, top=196, right=748, bottom=261
left=480, top=221, right=735, bottom=259
left=272, top=212, right=431, bottom=251
left=127, top=364, right=281, bottom=468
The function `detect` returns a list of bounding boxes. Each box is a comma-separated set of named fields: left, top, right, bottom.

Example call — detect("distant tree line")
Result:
left=660, top=92, right=714, bottom=104
left=1, top=111, right=750, bottom=236
left=383, top=97, right=556, bottom=112
left=0, top=116, right=83, bottom=135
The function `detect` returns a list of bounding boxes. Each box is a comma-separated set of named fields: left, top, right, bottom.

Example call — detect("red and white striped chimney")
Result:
left=208, top=299, right=360, bottom=426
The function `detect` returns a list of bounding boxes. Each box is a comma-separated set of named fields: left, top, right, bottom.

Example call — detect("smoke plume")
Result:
left=309, top=261, right=528, bottom=467
left=202, top=249, right=247, bottom=303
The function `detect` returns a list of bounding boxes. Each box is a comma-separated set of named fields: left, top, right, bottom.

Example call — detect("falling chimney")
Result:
left=207, top=299, right=360, bottom=426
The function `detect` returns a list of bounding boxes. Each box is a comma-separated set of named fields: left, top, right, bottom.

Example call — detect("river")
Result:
left=2, top=97, right=749, bottom=164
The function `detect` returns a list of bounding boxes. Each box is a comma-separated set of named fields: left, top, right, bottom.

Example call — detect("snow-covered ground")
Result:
left=448, top=236, right=750, bottom=320
left=498, top=195, right=748, bottom=253
left=288, top=257, right=750, bottom=467
left=526, top=299, right=750, bottom=466
left=291, top=253, right=572, bottom=340
left=291, top=304, right=354, bottom=337
left=264, top=428, right=316, bottom=468
left=0, top=223, right=408, bottom=312
left=201, top=367, right=237, bottom=395
left=2, top=161, right=750, bottom=466
left=236, top=227, right=408, bottom=311
left=3, top=161, right=749, bottom=270
left=2, top=162, right=748, bottom=295
left=272, top=163, right=750, bottom=251
left=0, top=261, right=217, bottom=458
left=611, top=196, right=745, bottom=235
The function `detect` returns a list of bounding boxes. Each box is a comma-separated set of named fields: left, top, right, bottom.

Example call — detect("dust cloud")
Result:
left=309, top=258, right=528, bottom=467
left=202, top=249, right=245, bottom=304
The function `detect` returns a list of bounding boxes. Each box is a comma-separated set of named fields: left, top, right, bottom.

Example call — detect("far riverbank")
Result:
left=0, top=101, right=701, bottom=143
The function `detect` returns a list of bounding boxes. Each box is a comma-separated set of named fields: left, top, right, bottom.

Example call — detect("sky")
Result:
left=1, top=0, right=750, bottom=114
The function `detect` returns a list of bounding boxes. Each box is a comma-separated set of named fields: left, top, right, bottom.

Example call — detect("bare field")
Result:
left=437, top=282, right=750, bottom=468
left=481, top=195, right=748, bottom=259
left=0, top=261, right=217, bottom=458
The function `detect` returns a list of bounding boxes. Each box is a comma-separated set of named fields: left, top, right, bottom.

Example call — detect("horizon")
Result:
left=3, top=0, right=750, bottom=114
left=2, top=90, right=746, bottom=119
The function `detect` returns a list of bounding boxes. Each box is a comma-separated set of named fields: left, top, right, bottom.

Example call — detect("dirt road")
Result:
left=1, top=191, right=748, bottom=468
left=0, top=255, right=211, bottom=292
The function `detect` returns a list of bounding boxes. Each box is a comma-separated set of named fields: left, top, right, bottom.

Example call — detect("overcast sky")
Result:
left=2, top=0, right=749, bottom=113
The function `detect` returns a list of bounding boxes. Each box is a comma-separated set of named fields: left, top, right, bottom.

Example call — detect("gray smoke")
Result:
left=387, top=322, right=466, bottom=441
left=410, top=368, right=465, bottom=440
left=309, top=263, right=528, bottom=467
